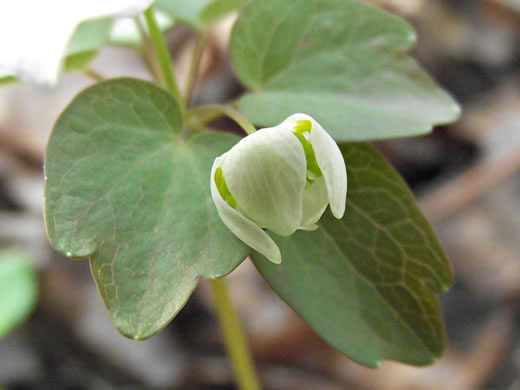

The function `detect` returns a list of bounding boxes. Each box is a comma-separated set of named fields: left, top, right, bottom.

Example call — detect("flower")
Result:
left=211, top=113, right=347, bottom=264
left=0, top=0, right=154, bottom=87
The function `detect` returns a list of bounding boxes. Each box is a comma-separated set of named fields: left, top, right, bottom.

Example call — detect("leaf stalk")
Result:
left=188, top=104, right=257, bottom=135
left=143, top=6, right=183, bottom=109
left=184, top=30, right=209, bottom=104
left=209, top=277, right=261, bottom=390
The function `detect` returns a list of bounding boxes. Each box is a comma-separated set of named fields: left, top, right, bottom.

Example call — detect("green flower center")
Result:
left=214, top=167, right=237, bottom=209
left=293, top=120, right=322, bottom=181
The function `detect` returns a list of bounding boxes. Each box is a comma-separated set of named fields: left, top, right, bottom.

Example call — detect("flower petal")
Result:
left=0, top=0, right=153, bottom=86
left=310, top=120, right=347, bottom=218
left=285, top=113, right=347, bottom=219
left=211, top=155, right=281, bottom=264
left=222, top=126, right=307, bottom=236
left=300, top=175, right=329, bottom=227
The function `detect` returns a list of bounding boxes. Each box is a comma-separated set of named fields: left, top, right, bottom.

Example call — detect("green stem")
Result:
left=188, top=104, right=257, bottom=135
left=143, top=6, right=183, bottom=106
left=83, top=68, right=104, bottom=82
left=134, top=16, right=161, bottom=82
left=209, top=277, right=261, bottom=390
left=184, top=31, right=209, bottom=104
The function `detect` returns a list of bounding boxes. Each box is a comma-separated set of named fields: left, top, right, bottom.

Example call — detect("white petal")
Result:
left=300, top=175, right=329, bottom=227
left=309, top=117, right=347, bottom=219
left=0, top=0, right=153, bottom=87
left=211, top=155, right=281, bottom=264
left=280, top=113, right=308, bottom=130
left=285, top=113, right=347, bottom=219
left=222, top=126, right=307, bottom=237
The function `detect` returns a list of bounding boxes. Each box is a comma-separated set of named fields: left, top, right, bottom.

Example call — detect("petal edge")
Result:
left=309, top=117, right=347, bottom=219
left=211, top=156, right=282, bottom=264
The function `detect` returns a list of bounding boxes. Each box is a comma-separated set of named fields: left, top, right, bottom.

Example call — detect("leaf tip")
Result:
left=116, top=322, right=157, bottom=341
left=414, top=352, right=439, bottom=367
left=439, top=278, right=454, bottom=294
left=56, top=241, right=95, bottom=260
left=406, top=29, right=417, bottom=48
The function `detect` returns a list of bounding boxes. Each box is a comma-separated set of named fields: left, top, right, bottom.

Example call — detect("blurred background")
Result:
left=1, top=0, right=520, bottom=388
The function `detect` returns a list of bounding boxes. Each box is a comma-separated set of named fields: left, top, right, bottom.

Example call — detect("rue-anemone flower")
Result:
left=0, top=0, right=154, bottom=87
left=211, top=113, right=347, bottom=264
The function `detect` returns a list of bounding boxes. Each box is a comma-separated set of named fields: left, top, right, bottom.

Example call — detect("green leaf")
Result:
left=0, top=249, right=38, bottom=338
left=200, top=0, right=247, bottom=24
left=252, top=143, right=452, bottom=367
left=0, top=18, right=112, bottom=84
left=66, top=18, right=113, bottom=60
left=63, top=51, right=99, bottom=73
left=230, top=0, right=460, bottom=141
left=156, top=0, right=245, bottom=30
left=44, top=78, right=249, bottom=339
left=62, top=18, right=113, bottom=72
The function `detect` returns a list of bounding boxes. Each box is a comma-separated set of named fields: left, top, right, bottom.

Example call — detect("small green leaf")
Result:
left=44, top=78, right=249, bottom=339
left=0, top=249, right=38, bottom=338
left=62, top=18, right=113, bottom=72
left=230, top=0, right=460, bottom=141
left=66, top=18, right=113, bottom=59
left=252, top=143, right=452, bottom=367
left=156, top=0, right=245, bottom=30
left=63, top=51, right=99, bottom=73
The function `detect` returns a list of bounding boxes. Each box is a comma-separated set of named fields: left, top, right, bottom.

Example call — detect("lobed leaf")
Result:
left=230, top=0, right=460, bottom=141
left=44, top=78, right=249, bottom=339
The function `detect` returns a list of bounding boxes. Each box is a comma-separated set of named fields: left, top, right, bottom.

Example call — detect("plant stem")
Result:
left=209, top=277, right=261, bottom=390
left=134, top=16, right=161, bottom=82
left=188, top=104, right=257, bottom=135
left=143, top=6, right=183, bottom=106
left=184, top=30, right=209, bottom=104
left=83, top=68, right=104, bottom=82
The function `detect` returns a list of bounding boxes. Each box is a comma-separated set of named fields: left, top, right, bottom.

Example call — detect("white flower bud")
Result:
left=211, top=114, right=347, bottom=264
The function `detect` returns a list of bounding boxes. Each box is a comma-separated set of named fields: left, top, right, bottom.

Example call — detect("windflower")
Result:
left=0, top=0, right=154, bottom=87
left=211, top=113, right=347, bottom=264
